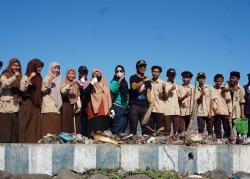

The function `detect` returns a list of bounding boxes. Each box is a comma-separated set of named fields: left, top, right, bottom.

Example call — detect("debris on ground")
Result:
left=37, top=129, right=250, bottom=146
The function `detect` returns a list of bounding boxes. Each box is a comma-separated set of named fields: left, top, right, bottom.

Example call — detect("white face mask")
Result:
left=80, top=77, right=86, bottom=83
left=116, top=72, right=124, bottom=78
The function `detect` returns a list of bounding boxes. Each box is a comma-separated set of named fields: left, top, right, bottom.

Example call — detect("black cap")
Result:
left=151, top=65, right=162, bottom=73
left=136, top=60, right=147, bottom=67
left=197, top=72, right=206, bottom=79
left=78, top=66, right=88, bottom=75
left=167, top=68, right=176, bottom=75
left=230, top=71, right=240, bottom=78
left=0, top=61, right=2, bottom=68
left=181, top=71, right=193, bottom=78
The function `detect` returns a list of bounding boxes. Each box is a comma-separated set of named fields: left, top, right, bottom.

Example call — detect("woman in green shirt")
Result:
left=110, top=65, right=129, bottom=135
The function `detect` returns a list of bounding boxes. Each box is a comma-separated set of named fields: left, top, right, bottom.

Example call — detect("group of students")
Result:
left=0, top=58, right=250, bottom=143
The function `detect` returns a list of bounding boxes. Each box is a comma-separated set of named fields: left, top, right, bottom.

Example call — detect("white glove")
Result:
left=90, top=77, right=98, bottom=85
left=110, top=109, right=115, bottom=119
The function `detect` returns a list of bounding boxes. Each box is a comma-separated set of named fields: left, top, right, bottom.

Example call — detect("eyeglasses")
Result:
left=116, top=70, right=124, bottom=73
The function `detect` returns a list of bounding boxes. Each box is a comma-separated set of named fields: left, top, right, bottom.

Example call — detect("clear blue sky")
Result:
left=0, top=0, right=249, bottom=85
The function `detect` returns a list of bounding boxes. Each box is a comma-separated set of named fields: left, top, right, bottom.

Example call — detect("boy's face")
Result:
left=152, top=68, right=161, bottom=79
left=167, top=73, right=175, bottom=81
left=198, top=77, right=205, bottom=85
left=182, top=76, right=191, bottom=85
left=215, top=77, right=223, bottom=88
left=230, top=76, right=239, bottom=86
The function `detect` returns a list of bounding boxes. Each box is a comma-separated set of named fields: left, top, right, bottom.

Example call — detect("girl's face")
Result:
left=67, top=70, right=75, bottom=81
left=11, top=62, right=21, bottom=73
left=52, top=65, right=60, bottom=76
left=116, top=67, right=124, bottom=78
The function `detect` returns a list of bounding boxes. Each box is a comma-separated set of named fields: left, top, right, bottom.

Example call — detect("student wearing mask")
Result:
left=0, top=58, right=22, bottom=143
left=85, top=69, right=112, bottom=135
left=110, top=65, right=129, bottom=135
left=77, top=66, right=90, bottom=136
left=19, top=59, right=44, bottom=143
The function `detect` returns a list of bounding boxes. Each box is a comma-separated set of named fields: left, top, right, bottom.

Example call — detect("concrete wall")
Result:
left=0, top=144, right=249, bottom=176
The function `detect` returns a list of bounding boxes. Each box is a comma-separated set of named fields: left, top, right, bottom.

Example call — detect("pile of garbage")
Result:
left=37, top=129, right=250, bottom=145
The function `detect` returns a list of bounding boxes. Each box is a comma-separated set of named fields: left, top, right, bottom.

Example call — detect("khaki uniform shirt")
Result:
left=228, top=84, right=245, bottom=118
left=41, top=76, right=61, bottom=114
left=150, top=79, right=166, bottom=114
left=213, top=87, right=232, bottom=116
left=0, top=75, right=19, bottom=113
left=195, top=85, right=216, bottom=117
left=178, top=84, right=194, bottom=116
left=164, top=81, right=180, bottom=116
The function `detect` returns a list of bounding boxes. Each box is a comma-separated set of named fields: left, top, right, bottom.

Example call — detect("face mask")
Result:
left=94, top=75, right=102, bottom=82
left=116, top=72, right=124, bottom=78
left=80, top=77, right=86, bottom=83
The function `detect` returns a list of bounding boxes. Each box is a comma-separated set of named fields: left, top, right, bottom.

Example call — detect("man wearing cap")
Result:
left=244, top=73, right=250, bottom=137
left=145, top=65, right=165, bottom=134
left=178, top=71, right=194, bottom=131
left=212, top=74, right=232, bottom=139
left=129, top=60, right=151, bottom=135
left=77, top=65, right=90, bottom=136
left=227, top=71, right=245, bottom=121
left=163, top=68, right=181, bottom=136
left=195, top=72, right=216, bottom=136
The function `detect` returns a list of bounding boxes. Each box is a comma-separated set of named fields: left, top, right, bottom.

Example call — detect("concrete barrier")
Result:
left=0, top=144, right=249, bottom=175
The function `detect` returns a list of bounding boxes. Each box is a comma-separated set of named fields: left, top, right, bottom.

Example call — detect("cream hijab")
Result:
left=91, top=69, right=112, bottom=115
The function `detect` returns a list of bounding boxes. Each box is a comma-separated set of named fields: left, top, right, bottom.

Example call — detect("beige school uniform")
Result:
left=150, top=79, right=166, bottom=114
left=178, top=84, right=194, bottom=116
left=213, top=88, right=232, bottom=116
left=195, top=85, right=216, bottom=117
left=164, top=81, right=180, bottom=116
left=41, top=76, right=61, bottom=114
left=228, top=84, right=245, bottom=118
left=61, top=84, right=82, bottom=108
left=0, top=75, right=19, bottom=113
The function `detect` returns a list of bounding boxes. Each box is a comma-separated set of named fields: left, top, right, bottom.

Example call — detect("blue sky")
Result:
left=0, top=0, right=250, bottom=85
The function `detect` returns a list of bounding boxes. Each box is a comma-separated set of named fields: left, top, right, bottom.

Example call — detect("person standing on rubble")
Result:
left=0, top=58, right=22, bottom=143
left=110, top=65, right=129, bottom=135
left=244, top=73, right=250, bottom=137
left=212, top=74, right=232, bottom=139
left=195, top=72, right=216, bottom=137
left=128, top=60, right=151, bottom=135
left=61, top=68, right=81, bottom=133
left=163, top=68, right=181, bottom=136
left=77, top=66, right=90, bottom=136
left=40, top=62, right=63, bottom=137
left=19, top=59, right=44, bottom=143
left=228, top=71, right=245, bottom=135
left=144, top=65, right=165, bottom=134
left=85, top=69, right=113, bottom=135
left=178, top=71, right=194, bottom=131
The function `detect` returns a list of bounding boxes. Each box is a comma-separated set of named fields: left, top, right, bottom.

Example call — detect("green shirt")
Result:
left=110, top=80, right=128, bottom=107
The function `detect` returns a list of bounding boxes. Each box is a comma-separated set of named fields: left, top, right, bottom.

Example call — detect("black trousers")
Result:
left=128, top=104, right=147, bottom=135
left=213, top=115, right=230, bottom=139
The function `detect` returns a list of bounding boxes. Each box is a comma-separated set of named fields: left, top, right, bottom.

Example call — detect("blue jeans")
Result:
left=111, top=104, right=128, bottom=135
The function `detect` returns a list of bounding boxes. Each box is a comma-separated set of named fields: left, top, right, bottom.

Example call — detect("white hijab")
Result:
left=46, top=62, right=62, bottom=109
